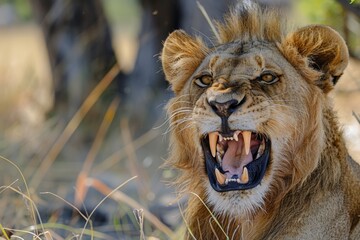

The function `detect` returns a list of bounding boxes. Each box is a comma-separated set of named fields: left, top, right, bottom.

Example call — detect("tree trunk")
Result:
left=30, top=0, right=118, bottom=115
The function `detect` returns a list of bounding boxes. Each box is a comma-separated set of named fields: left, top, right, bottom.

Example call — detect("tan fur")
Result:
left=161, top=1, right=360, bottom=239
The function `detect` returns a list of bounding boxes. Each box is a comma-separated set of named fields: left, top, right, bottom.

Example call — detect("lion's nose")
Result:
left=209, top=99, right=242, bottom=118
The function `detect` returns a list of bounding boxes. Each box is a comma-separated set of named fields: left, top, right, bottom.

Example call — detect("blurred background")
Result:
left=0, top=0, right=359, bottom=239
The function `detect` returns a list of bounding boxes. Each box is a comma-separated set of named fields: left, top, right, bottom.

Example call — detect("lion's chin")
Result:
left=205, top=179, right=271, bottom=218
left=201, top=130, right=271, bottom=192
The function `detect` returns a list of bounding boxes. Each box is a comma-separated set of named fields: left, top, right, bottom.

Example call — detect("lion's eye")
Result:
left=259, top=71, right=279, bottom=84
left=194, top=75, right=213, bottom=88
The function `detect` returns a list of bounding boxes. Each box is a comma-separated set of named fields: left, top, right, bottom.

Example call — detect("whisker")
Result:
left=167, top=110, right=193, bottom=121
left=164, top=119, right=194, bottom=135
left=169, top=117, right=193, bottom=128
left=191, top=27, right=216, bottom=48
left=175, top=121, right=195, bottom=135
left=268, top=104, right=309, bottom=116
left=156, top=108, right=192, bottom=129
left=165, top=116, right=193, bottom=133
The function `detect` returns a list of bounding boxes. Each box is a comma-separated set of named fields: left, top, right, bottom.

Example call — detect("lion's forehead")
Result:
left=196, top=42, right=285, bottom=82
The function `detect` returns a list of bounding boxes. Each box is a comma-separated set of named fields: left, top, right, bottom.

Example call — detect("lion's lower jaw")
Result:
left=205, top=180, right=271, bottom=219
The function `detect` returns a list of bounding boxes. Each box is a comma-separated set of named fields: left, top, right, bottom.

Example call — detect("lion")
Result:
left=161, top=1, right=360, bottom=239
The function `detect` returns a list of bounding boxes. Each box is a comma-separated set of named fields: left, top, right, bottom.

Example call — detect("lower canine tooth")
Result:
left=217, top=144, right=224, bottom=155
left=216, top=152, right=222, bottom=164
left=256, top=140, right=265, bottom=159
left=259, top=140, right=265, bottom=155
left=215, top=168, right=227, bottom=185
left=240, top=167, right=249, bottom=184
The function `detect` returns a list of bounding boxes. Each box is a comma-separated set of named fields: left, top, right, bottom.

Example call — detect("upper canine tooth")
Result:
left=240, top=167, right=249, bottom=184
left=215, top=168, right=226, bottom=185
left=209, top=132, right=218, bottom=158
left=243, top=131, right=252, bottom=155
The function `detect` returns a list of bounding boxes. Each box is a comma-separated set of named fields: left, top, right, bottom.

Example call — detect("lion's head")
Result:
left=161, top=1, right=348, bottom=219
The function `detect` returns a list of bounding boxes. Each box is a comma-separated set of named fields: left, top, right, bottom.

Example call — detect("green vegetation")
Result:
left=295, top=0, right=343, bottom=28
left=0, top=0, right=32, bottom=21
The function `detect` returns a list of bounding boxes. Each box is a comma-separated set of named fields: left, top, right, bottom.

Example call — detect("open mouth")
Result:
left=201, top=130, right=271, bottom=192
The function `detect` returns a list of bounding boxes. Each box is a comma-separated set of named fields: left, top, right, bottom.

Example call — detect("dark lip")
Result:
left=201, top=133, right=271, bottom=192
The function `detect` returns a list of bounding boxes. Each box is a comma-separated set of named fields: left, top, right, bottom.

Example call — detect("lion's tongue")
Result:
left=222, top=140, right=253, bottom=176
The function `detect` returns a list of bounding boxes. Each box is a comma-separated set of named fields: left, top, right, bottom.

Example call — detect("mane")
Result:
left=215, top=0, right=287, bottom=44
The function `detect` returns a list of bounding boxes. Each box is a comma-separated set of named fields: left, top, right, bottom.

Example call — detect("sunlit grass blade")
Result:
left=84, top=177, right=175, bottom=238
left=0, top=223, right=10, bottom=240
left=120, top=118, right=151, bottom=201
left=39, top=191, right=88, bottom=221
left=5, top=223, right=114, bottom=240
left=197, top=1, right=220, bottom=42
left=93, top=127, right=159, bottom=173
left=75, top=96, right=120, bottom=205
left=0, top=155, right=44, bottom=235
left=189, top=192, right=229, bottom=240
left=30, top=64, right=120, bottom=189
left=0, top=185, right=44, bottom=238
left=133, top=209, right=145, bottom=240
left=177, top=201, right=196, bottom=240
left=79, top=176, right=138, bottom=239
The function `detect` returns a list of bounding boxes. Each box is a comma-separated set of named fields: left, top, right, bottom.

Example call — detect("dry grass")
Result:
left=0, top=63, right=176, bottom=238
left=0, top=24, right=178, bottom=239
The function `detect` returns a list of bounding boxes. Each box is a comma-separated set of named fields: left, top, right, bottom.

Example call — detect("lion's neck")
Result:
left=184, top=107, right=354, bottom=239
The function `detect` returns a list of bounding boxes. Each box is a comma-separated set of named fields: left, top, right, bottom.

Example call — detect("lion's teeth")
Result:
left=216, top=152, right=222, bottom=164
left=240, top=167, right=249, bottom=184
left=217, top=144, right=224, bottom=155
left=222, top=136, right=236, bottom=141
left=219, top=134, right=223, bottom=142
left=215, top=168, right=226, bottom=185
left=233, top=134, right=238, bottom=142
left=233, top=130, right=241, bottom=142
left=209, top=132, right=218, bottom=158
left=256, top=151, right=260, bottom=160
left=243, top=131, right=252, bottom=155
left=256, top=140, right=265, bottom=159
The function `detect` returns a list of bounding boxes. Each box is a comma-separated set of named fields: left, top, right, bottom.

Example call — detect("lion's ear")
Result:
left=282, top=25, right=349, bottom=93
left=161, top=30, right=208, bottom=94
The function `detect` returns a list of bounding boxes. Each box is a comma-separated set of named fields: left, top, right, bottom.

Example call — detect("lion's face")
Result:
left=175, top=41, right=312, bottom=216
left=162, top=22, right=348, bottom=217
